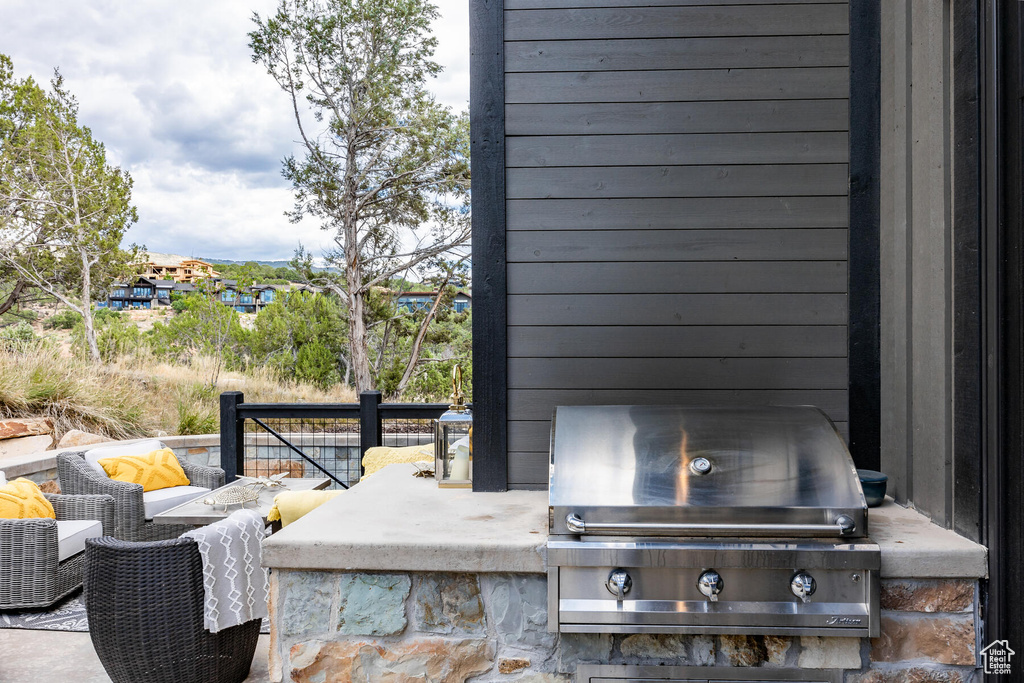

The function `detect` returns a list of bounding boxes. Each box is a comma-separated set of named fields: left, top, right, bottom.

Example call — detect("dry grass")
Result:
left=0, top=346, right=357, bottom=440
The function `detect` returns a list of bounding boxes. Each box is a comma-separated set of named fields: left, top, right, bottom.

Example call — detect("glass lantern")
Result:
left=435, top=365, right=472, bottom=488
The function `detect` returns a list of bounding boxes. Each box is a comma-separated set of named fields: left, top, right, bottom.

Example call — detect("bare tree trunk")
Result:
left=79, top=247, right=101, bottom=363
left=348, top=288, right=372, bottom=392
left=394, top=279, right=452, bottom=398
left=0, top=279, right=28, bottom=317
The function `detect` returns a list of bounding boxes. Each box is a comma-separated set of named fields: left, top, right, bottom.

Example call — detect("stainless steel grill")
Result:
left=546, top=405, right=880, bottom=638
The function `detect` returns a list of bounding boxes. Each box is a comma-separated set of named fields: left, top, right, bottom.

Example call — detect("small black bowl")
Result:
left=857, top=469, right=888, bottom=507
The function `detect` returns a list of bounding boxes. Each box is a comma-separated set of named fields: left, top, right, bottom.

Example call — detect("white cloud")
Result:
left=0, top=0, right=470, bottom=260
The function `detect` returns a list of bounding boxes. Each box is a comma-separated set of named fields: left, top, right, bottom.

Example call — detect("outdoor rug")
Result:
left=0, top=592, right=270, bottom=633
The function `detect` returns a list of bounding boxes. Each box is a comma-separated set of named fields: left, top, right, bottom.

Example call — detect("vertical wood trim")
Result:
left=951, top=0, right=982, bottom=542
left=848, top=0, right=882, bottom=470
left=471, top=0, right=509, bottom=491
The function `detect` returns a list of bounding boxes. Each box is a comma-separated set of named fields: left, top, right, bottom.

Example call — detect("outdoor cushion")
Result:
left=84, top=438, right=165, bottom=476
left=56, top=519, right=103, bottom=562
left=267, top=489, right=343, bottom=527
left=142, top=485, right=211, bottom=519
left=0, top=470, right=6, bottom=486
left=361, top=443, right=434, bottom=478
left=0, top=478, right=55, bottom=519
left=99, top=448, right=190, bottom=492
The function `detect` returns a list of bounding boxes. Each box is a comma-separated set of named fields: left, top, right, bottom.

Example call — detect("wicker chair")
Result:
left=0, top=492, right=114, bottom=610
left=84, top=535, right=261, bottom=683
left=57, top=442, right=224, bottom=541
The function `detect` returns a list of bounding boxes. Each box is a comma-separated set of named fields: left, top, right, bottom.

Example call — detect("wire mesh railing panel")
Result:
left=243, top=417, right=360, bottom=489
left=381, top=416, right=436, bottom=448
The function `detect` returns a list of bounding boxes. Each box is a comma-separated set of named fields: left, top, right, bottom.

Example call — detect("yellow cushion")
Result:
left=361, top=444, right=434, bottom=478
left=98, top=448, right=190, bottom=492
left=267, top=490, right=343, bottom=527
left=0, top=478, right=55, bottom=519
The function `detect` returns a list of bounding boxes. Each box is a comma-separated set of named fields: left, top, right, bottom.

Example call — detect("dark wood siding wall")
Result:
left=503, top=0, right=851, bottom=487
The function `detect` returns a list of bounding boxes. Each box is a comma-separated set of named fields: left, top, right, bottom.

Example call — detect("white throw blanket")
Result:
left=182, top=509, right=270, bottom=633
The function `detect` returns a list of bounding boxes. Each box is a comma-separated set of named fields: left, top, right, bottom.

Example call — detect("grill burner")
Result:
left=546, top=405, right=880, bottom=637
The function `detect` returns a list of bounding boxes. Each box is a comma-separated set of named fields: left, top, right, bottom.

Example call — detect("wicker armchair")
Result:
left=0, top=492, right=114, bottom=610
left=84, top=536, right=260, bottom=683
left=58, top=442, right=224, bottom=541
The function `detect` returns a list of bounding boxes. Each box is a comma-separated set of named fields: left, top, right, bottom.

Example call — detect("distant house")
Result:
left=104, top=277, right=315, bottom=313
left=396, top=291, right=471, bottom=314
left=142, top=257, right=220, bottom=284
left=105, top=277, right=176, bottom=310
left=216, top=280, right=280, bottom=313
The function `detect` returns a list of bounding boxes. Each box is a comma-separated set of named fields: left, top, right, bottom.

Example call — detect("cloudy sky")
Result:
left=0, top=0, right=470, bottom=262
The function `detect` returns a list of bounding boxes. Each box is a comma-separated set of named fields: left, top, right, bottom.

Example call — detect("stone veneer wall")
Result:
left=269, top=571, right=981, bottom=683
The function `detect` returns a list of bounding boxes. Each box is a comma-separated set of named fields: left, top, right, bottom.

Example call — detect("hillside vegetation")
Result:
left=0, top=344, right=356, bottom=441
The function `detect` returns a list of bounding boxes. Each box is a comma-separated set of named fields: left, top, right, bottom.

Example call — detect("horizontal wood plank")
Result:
left=507, top=261, right=847, bottom=293
left=508, top=357, right=849, bottom=390
left=507, top=133, right=849, bottom=167
left=507, top=452, right=551, bottom=487
left=505, top=5, right=849, bottom=41
left=507, top=0, right=847, bottom=9
left=507, top=325, right=847, bottom=358
left=507, top=164, right=848, bottom=199
left=508, top=293, right=847, bottom=325
left=507, top=68, right=849, bottom=104
left=507, top=228, right=848, bottom=260
left=507, top=388, right=850, bottom=420
left=505, top=35, right=849, bottom=72
left=506, top=197, right=849, bottom=230
left=506, top=100, right=849, bottom=135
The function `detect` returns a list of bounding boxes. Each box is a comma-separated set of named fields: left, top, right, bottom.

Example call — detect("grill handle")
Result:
left=565, top=513, right=857, bottom=537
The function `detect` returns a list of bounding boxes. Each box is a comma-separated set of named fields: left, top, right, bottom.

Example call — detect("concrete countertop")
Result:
left=262, top=464, right=987, bottom=579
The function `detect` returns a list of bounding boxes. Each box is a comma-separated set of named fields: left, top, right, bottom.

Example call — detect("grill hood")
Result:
left=548, top=405, right=868, bottom=538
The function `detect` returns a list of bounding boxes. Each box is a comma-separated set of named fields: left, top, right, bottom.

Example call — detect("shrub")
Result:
left=70, top=314, right=143, bottom=361
left=175, top=383, right=218, bottom=435
left=0, top=322, right=38, bottom=351
left=0, top=346, right=147, bottom=438
left=44, top=310, right=83, bottom=329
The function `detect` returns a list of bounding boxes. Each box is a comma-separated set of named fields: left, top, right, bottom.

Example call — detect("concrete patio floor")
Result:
left=0, top=629, right=271, bottom=682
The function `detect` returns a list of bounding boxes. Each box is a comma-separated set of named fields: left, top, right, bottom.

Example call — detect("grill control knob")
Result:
left=697, top=570, right=723, bottom=602
left=791, top=573, right=817, bottom=603
left=606, top=569, right=632, bottom=602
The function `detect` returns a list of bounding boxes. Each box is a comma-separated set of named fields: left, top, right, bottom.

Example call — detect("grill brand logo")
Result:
left=825, top=616, right=862, bottom=626
left=982, top=640, right=1015, bottom=675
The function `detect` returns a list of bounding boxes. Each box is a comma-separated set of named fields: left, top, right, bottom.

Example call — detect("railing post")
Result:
left=220, top=391, right=244, bottom=482
left=359, top=391, right=383, bottom=475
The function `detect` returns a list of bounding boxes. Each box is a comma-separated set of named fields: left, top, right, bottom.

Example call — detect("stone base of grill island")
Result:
left=262, top=464, right=986, bottom=682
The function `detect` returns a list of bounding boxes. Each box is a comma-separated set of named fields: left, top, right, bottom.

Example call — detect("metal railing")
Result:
left=219, top=391, right=448, bottom=489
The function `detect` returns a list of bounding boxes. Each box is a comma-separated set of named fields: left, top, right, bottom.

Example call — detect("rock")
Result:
left=848, top=667, right=970, bottom=683
left=336, top=573, right=411, bottom=636
left=0, top=418, right=53, bottom=440
left=245, top=458, right=305, bottom=478
left=799, top=635, right=864, bottom=669
left=56, top=430, right=110, bottom=449
left=556, top=634, right=612, bottom=674
left=870, top=615, right=976, bottom=665
left=0, top=435, right=54, bottom=459
left=880, top=579, right=975, bottom=613
left=719, top=635, right=769, bottom=666
left=289, top=638, right=494, bottom=683
left=763, top=635, right=792, bottom=666
left=619, top=634, right=689, bottom=661
left=499, top=657, right=531, bottom=673
left=413, top=573, right=486, bottom=635
left=482, top=574, right=557, bottom=653
left=37, top=479, right=61, bottom=494
left=280, top=571, right=336, bottom=638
